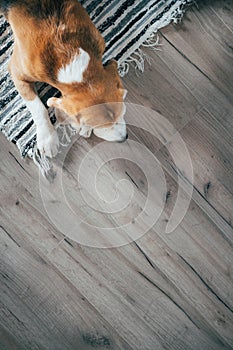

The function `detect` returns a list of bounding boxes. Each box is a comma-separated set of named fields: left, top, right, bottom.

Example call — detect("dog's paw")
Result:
left=37, top=126, right=59, bottom=158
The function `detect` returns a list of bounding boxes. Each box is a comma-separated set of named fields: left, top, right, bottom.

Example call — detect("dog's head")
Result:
left=48, top=60, right=128, bottom=142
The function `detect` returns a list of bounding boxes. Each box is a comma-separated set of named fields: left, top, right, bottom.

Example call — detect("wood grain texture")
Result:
left=1, top=1, right=233, bottom=349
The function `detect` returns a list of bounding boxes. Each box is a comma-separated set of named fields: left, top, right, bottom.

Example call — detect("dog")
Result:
left=0, top=0, right=128, bottom=157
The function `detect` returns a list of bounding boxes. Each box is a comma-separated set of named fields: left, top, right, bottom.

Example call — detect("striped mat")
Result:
left=0, top=0, right=191, bottom=171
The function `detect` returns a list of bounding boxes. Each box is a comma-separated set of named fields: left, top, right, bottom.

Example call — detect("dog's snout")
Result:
left=117, top=133, right=128, bottom=143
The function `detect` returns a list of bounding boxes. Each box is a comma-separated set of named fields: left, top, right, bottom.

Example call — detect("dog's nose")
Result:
left=117, top=133, right=128, bottom=143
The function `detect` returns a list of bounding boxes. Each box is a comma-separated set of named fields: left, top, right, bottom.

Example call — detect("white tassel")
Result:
left=55, top=123, right=77, bottom=147
left=118, top=61, right=130, bottom=77
left=118, top=33, right=162, bottom=77
left=29, top=123, right=77, bottom=178
left=31, top=148, right=56, bottom=180
left=171, top=0, right=193, bottom=23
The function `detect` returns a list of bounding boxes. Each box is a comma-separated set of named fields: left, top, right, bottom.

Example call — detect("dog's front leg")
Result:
left=10, top=71, right=59, bottom=158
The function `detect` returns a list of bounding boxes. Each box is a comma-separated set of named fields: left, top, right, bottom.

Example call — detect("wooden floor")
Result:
left=1, top=1, right=233, bottom=349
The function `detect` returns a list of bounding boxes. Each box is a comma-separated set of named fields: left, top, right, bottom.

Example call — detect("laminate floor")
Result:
left=0, top=1, right=233, bottom=349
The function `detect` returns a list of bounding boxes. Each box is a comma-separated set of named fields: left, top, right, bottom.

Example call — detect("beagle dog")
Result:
left=1, top=0, right=128, bottom=157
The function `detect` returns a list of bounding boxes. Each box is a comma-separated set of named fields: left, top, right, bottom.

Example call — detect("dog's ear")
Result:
left=47, top=97, right=63, bottom=109
left=104, top=59, right=118, bottom=73
left=108, top=59, right=118, bottom=69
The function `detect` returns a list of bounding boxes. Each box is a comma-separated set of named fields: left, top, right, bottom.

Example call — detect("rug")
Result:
left=0, top=0, right=192, bottom=174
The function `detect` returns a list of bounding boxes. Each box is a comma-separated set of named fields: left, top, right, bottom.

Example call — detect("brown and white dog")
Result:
left=1, top=0, right=128, bottom=157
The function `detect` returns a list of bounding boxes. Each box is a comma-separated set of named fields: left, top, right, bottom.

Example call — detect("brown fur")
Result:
left=7, top=0, right=125, bottom=127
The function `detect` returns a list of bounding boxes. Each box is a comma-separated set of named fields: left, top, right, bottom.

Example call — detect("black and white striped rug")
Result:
left=0, top=0, right=191, bottom=172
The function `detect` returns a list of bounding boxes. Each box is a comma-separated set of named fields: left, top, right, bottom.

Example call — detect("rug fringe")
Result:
left=32, top=148, right=53, bottom=178
left=55, top=122, right=77, bottom=147
left=29, top=123, right=77, bottom=179
left=118, top=0, right=194, bottom=77
left=118, top=35, right=162, bottom=77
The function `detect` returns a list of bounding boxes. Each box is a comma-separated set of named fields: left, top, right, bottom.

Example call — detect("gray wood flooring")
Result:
left=0, top=1, right=233, bottom=349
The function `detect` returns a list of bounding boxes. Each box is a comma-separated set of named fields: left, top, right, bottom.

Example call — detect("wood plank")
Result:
left=0, top=324, right=23, bottom=350
left=1, top=132, right=233, bottom=349
left=145, top=8, right=233, bottom=130
left=0, top=1, right=233, bottom=349
left=206, top=0, right=233, bottom=32
left=47, top=238, right=232, bottom=350
left=0, top=227, right=132, bottom=350
left=123, top=47, right=202, bottom=133
left=157, top=107, right=233, bottom=227
left=160, top=2, right=233, bottom=100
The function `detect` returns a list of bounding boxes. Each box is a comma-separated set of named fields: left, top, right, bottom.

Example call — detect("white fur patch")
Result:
left=25, top=96, right=48, bottom=125
left=25, top=96, right=59, bottom=157
left=58, top=48, right=90, bottom=84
